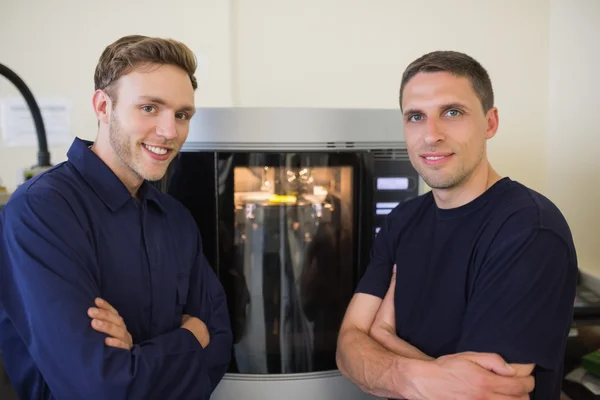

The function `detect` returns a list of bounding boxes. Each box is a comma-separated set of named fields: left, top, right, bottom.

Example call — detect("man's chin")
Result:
left=422, top=174, right=459, bottom=190
left=137, top=169, right=168, bottom=182
left=132, top=156, right=172, bottom=182
left=143, top=174, right=167, bottom=182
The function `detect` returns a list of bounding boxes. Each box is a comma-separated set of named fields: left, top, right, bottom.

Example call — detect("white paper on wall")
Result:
left=0, top=97, right=73, bottom=147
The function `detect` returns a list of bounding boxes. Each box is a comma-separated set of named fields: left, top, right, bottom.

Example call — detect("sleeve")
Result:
left=354, top=214, right=396, bottom=298
left=0, top=190, right=213, bottom=399
left=456, top=228, right=578, bottom=371
left=183, top=229, right=233, bottom=395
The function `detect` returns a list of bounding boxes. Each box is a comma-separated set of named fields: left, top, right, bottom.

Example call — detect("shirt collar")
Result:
left=67, top=137, right=166, bottom=213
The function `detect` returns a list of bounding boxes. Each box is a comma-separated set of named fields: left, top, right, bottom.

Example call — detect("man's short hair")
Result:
left=94, top=35, right=197, bottom=102
left=399, top=50, right=494, bottom=112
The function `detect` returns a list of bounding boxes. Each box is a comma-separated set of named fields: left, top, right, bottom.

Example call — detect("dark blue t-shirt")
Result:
left=356, top=177, right=577, bottom=399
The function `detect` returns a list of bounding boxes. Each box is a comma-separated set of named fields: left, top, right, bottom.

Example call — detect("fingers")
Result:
left=470, top=365, right=534, bottom=397
left=95, top=297, right=119, bottom=315
left=88, top=306, right=132, bottom=349
left=181, top=316, right=211, bottom=348
left=510, top=363, right=535, bottom=377
left=460, top=352, right=534, bottom=397
left=105, top=337, right=131, bottom=350
left=90, top=318, right=127, bottom=341
left=463, top=352, right=515, bottom=376
left=88, top=307, right=125, bottom=328
left=91, top=319, right=132, bottom=350
left=88, top=298, right=132, bottom=350
left=487, top=373, right=535, bottom=396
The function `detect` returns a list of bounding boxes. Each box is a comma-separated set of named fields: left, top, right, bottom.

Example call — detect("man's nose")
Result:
left=156, top=114, right=177, bottom=140
left=424, top=118, right=445, bottom=145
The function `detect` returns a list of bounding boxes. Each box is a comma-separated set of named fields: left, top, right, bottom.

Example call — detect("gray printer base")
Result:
left=211, top=370, right=383, bottom=400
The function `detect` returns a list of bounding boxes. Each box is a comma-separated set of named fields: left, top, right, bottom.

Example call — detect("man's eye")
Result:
left=175, top=113, right=188, bottom=120
left=142, top=106, right=155, bottom=113
left=408, top=114, right=423, bottom=122
left=446, top=110, right=460, bottom=117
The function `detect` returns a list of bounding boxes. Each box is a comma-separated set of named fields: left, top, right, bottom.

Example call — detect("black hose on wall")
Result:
left=0, top=62, right=51, bottom=167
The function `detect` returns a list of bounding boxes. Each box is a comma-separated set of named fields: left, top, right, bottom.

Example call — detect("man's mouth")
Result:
left=141, top=143, right=175, bottom=161
left=424, top=155, right=446, bottom=161
left=420, top=153, right=454, bottom=165
left=143, top=144, right=170, bottom=156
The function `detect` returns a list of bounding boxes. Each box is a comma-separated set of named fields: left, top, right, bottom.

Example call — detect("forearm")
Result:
left=185, top=275, right=233, bottom=392
left=24, top=322, right=208, bottom=399
left=336, top=327, right=421, bottom=399
left=125, top=328, right=207, bottom=395
left=113, top=326, right=229, bottom=399
left=204, top=330, right=233, bottom=388
left=370, top=324, right=433, bottom=362
left=202, top=298, right=233, bottom=391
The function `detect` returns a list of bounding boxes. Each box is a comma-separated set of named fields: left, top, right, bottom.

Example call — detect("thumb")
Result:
left=393, top=264, right=397, bottom=274
left=465, top=353, right=515, bottom=376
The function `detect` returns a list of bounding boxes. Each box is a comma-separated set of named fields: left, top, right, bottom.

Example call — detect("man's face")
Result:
left=107, top=63, right=195, bottom=182
left=401, top=71, right=497, bottom=190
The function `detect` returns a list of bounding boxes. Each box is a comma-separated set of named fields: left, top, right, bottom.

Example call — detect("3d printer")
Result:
left=158, top=107, right=421, bottom=400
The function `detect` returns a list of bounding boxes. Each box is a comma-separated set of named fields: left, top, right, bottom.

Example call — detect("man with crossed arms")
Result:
left=336, top=51, right=577, bottom=399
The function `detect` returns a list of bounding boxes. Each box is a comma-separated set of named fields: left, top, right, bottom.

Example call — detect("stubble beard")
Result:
left=416, top=146, right=485, bottom=190
left=108, top=113, right=148, bottom=182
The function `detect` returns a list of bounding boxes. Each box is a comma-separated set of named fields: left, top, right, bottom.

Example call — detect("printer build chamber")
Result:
left=216, top=153, right=354, bottom=375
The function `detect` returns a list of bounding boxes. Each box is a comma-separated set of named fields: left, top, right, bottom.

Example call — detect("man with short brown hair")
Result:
left=336, top=51, right=577, bottom=399
left=0, top=35, right=232, bottom=399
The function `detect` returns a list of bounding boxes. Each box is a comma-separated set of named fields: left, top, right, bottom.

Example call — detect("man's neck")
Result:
left=432, top=162, right=501, bottom=210
left=90, top=136, right=142, bottom=198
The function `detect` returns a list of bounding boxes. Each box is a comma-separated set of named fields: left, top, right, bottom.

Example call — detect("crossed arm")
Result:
left=336, top=266, right=535, bottom=400
left=87, top=298, right=210, bottom=351
left=2, top=190, right=232, bottom=399
left=87, top=244, right=233, bottom=396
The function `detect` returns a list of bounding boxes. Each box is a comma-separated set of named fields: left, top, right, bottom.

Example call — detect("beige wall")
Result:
left=546, top=0, right=600, bottom=275
left=1, top=0, right=549, bottom=193
left=0, top=0, right=597, bottom=271
left=0, top=0, right=234, bottom=189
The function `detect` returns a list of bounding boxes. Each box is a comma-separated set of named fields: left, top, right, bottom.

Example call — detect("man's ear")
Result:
left=485, top=107, right=499, bottom=140
left=92, top=89, right=112, bottom=125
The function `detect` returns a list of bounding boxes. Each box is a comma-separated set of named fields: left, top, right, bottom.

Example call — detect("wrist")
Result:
left=182, top=318, right=210, bottom=348
left=395, top=357, right=432, bottom=400
left=178, top=327, right=207, bottom=354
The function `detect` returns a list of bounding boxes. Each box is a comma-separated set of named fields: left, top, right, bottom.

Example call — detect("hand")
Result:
left=88, top=297, right=133, bottom=350
left=463, top=352, right=534, bottom=378
left=181, top=314, right=210, bottom=348
left=409, top=352, right=535, bottom=400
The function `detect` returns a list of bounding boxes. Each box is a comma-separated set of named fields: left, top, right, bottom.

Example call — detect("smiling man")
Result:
left=0, top=35, right=232, bottom=399
left=336, top=51, right=578, bottom=399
